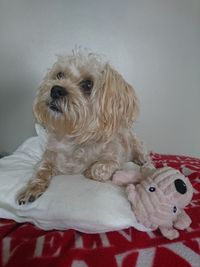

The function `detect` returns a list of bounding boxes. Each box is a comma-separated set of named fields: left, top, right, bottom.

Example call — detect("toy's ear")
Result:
left=112, top=170, right=142, bottom=186
left=126, top=184, right=136, bottom=203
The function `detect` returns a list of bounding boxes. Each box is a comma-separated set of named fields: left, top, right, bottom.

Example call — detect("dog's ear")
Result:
left=98, top=64, right=139, bottom=137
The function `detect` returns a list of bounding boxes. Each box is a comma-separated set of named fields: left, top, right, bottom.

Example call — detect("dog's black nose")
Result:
left=51, top=85, right=68, bottom=99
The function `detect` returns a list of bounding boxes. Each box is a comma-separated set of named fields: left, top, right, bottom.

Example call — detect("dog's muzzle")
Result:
left=51, top=85, right=68, bottom=99
left=48, top=86, right=68, bottom=113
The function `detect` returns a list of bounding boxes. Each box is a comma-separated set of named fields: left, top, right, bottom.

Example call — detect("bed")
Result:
left=0, top=152, right=199, bottom=267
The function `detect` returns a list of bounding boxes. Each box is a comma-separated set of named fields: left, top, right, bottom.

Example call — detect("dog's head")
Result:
left=33, top=52, right=139, bottom=142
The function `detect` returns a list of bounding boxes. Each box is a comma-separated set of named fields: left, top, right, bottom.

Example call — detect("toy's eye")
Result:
left=149, top=187, right=156, bottom=192
left=173, top=206, right=177, bottom=213
left=174, top=179, right=187, bottom=194
left=56, top=72, right=65, bottom=80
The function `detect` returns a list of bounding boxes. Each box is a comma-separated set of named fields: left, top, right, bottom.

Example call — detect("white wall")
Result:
left=0, top=0, right=199, bottom=157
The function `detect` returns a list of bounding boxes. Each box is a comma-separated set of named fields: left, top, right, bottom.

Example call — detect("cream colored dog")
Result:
left=17, top=51, right=149, bottom=205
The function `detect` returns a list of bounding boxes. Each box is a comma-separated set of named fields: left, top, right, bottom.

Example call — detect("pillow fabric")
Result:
left=0, top=125, right=149, bottom=233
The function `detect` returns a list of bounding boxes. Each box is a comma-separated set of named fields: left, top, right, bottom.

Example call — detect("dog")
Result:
left=17, top=51, right=149, bottom=205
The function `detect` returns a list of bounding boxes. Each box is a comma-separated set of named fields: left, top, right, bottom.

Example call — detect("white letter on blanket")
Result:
left=2, top=237, right=19, bottom=266
left=115, top=247, right=155, bottom=267
left=163, top=241, right=200, bottom=267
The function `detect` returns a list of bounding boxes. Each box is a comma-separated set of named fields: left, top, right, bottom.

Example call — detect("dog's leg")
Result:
left=131, top=133, right=151, bottom=166
left=17, top=159, right=55, bottom=205
left=84, top=158, right=120, bottom=181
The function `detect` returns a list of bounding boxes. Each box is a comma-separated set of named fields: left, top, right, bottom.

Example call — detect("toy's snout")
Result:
left=173, top=176, right=193, bottom=208
left=174, top=179, right=187, bottom=194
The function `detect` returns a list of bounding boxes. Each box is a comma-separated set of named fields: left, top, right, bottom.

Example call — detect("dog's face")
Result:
left=33, top=52, right=139, bottom=142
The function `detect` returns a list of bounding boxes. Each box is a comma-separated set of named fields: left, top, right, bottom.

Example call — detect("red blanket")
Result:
left=0, top=153, right=199, bottom=267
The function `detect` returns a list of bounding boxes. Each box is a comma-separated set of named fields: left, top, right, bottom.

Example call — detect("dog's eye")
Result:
left=56, top=72, right=65, bottom=80
left=80, top=79, right=93, bottom=95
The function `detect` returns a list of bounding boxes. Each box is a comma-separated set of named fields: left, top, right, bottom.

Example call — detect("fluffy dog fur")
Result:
left=17, top=51, right=149, bottom=205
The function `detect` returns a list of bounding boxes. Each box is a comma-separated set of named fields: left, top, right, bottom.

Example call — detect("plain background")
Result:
left=0, top=0, right=199, bottom=157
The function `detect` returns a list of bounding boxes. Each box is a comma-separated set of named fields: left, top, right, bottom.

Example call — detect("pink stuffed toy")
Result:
left=113, top=166, right=193, bottom=240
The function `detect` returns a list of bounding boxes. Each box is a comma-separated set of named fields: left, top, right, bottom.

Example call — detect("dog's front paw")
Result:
left=16, top=182, right=47, bottom=205
left=134, top=153, right=151, bottom=166
left=84, top=160, right=119, bottom=181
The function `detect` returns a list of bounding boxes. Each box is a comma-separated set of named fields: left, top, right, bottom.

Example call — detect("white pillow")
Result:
left=0, top=125, right=149, bottom=233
